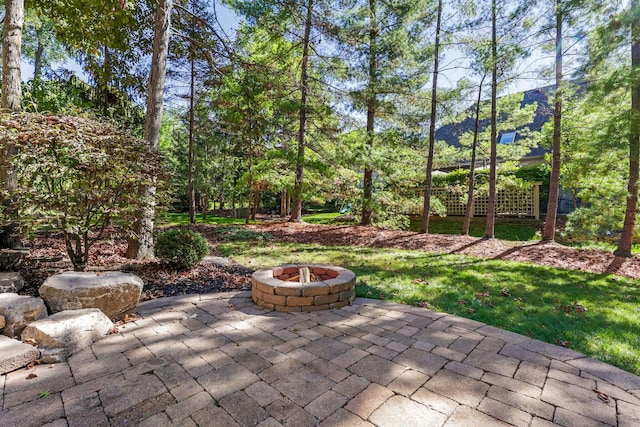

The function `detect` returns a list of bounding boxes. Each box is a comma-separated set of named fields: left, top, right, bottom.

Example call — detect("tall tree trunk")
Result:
left=0, top=0, right=24, bottom=251
left=202, top=195, right=208, bottom=221
left=462, top=75, right=486, bottom=235
left=420, top=0, right=442, bottom=234
left=281, top=189, right=288, bottom=217
left=102, top=45, right=111, bottom=115
left=484, top=0, right=498, bottom=239
left=188, top=56, right=197, bottom=224
left=253, top=190, right=260, bottom=220
left=290, top=0, right=314, bottom=223
left=245, top=150, right=253, bottom=225
left=34, top=34, right=44, bottom=83
left=2, top=0, right=23, bottom=112
left=126, top=0, right=172, bottom=260
left=361, top=0, right=377, bottom=226
left=543, top=2, right=563, bottom=242
left=615, top=1, right=640, bottom=257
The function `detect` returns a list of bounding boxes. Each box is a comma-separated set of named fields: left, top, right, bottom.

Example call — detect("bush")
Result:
left=3, top=113, right=167, bottom=271
left=156, top=229, right=208, bottom=270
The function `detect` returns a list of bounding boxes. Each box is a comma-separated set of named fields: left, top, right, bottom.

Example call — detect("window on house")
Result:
left=499, top=131, right=516, bottom=144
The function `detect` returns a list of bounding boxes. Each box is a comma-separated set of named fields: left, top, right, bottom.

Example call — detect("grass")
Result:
left=302, top=212, right=342, bottom=224
left=409, top=217, right=540, bottom=241
left=559, top=239, right=640, bottom=255
left=303, top=213, right=540, bottom=242
left=159, top=213, right=250, bottom=226
left=219, top=241, right=640, bottom=376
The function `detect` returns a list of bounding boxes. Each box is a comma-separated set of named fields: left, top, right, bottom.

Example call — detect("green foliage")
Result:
left=36, top=0, right=152, bottom=99
left=508, top=164, right=550, bottom=183
left=456, top=93, right=539, bottom=164
left=2, top=113, right=166, bottom=271
left=560, top=87, right=630, bottom=240
left=214, top=226, right=273, bottom=242
left=156, top=228, right=209, bottom=270
left=22, top=76, right=145, bottom=133
left=432, top=169, right=470, bottom=187
left=22, top=10, right=68, bottom=78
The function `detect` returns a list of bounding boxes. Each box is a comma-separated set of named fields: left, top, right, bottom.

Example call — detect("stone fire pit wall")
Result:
left=251, top=264, right=356, bottom=312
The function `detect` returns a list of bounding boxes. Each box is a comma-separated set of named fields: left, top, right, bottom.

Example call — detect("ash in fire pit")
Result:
left=251, top=264, right=356, bottom=312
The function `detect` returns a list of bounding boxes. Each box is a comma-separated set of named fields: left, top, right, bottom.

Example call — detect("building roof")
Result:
left=435, top=85, right=556, bottom=159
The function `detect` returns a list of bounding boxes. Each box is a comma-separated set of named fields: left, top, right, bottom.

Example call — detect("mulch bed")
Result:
left=15, top=221, right=640, bottom=301
left=244, top=222, right=640, bottom=279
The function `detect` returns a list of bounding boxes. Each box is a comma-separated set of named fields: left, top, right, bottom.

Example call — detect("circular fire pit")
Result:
left=251, top=264, right=356, bottom=312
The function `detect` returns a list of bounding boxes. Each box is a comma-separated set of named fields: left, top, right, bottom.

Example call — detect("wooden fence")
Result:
left=417, top=182, right=542, bottom=219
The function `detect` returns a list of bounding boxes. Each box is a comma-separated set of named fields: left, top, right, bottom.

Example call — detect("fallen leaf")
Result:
left=476, top=292, right=491, bottom=298
left=37, top=391, right=51, bottom=399
left=26, top=373, right=37, bottom=379
left=27, top=360, right=42, bottom=369
left=500, top=288, right=511, bottom=297
left=592, top=389, right=610, bottom=403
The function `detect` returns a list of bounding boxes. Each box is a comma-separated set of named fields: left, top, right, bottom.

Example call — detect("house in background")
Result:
left=436, top=85, right=554, bottom=170
left=433, top=84, right=578, bottom=216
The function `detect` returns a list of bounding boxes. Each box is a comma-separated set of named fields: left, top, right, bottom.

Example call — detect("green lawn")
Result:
left=219, top=241, right=640, bottom=376
left=159, top=213, right=250, bottom=226
left=302, top=212, right=342, bottom=224
left=559, top=239, right=640, bottom=255
left=303, top=213, right=540, bottom=241
left=409, top=217, right=540, bottom=241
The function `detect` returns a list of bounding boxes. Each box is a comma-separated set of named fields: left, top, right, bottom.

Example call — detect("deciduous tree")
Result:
left=127, top=0, right=172, bottom=260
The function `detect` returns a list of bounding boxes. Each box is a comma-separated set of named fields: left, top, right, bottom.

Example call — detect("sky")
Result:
left=20, top=1, right=240, bottom=83
left=21, top=2, right=553, bottom=112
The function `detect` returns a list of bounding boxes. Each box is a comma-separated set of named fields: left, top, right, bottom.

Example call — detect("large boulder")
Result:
left=0, top=335, right=40, bottom=374
left=39, top=271, right=144, bottom=319
left=21, top=308, right=114, bottom=363
left=0, top=293, right=48, bottom=338
left=0, top=272, right=25, bottom=293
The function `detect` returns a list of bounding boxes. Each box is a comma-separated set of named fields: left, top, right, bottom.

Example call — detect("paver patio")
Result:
left=1, top=291, right=639, bottom=426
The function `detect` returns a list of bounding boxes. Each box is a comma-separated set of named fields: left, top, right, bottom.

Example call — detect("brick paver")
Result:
left=1, top=291, right=639, bottom=426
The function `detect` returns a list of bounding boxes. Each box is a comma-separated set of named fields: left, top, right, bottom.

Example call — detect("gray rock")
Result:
left=0, top=293, right=48, bottom=338
left=40, top=271, right=144, bottom=319
left=21, top=308, right=114, bottom=363
left=0, top=334, right=40, bottom=374
left=0, top=271, right=25, bottom=293
left=202, top=255, right=231, bottom=266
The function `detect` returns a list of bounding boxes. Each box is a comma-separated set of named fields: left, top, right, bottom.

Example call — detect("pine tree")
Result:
left=615, top=0, right=640, bottom=257
left=333, top=0, right=433, bottom=225
left=420, top=0, right=443, bottom=234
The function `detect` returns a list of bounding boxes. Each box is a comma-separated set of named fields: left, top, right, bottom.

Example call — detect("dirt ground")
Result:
left=17, top=221, right=640, bottom=301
